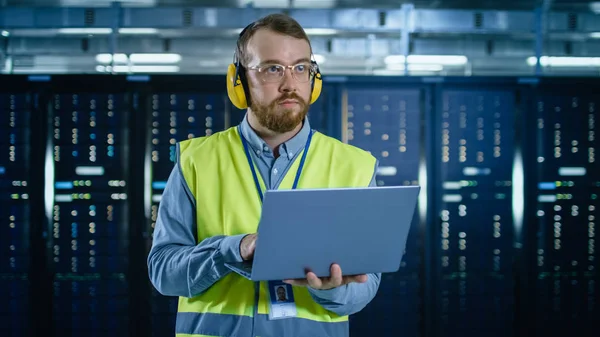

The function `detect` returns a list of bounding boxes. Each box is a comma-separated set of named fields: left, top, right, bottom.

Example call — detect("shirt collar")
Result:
left=239, top=113, right=312, bottom=158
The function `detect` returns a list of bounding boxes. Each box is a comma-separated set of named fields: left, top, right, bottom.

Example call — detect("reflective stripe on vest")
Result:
left=176, top=126, right=376, bottom=337
left=175, top=312, right=349, bottom=337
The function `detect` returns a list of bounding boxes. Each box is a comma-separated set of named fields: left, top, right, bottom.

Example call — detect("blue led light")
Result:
left=55, top=181, right=74, bottom=189
left=538, top=182, right=556, bottom=190
left=152, top=181, right=167, bottom=189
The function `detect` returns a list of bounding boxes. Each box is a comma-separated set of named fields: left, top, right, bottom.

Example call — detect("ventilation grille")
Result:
left=568, top=13, right=577, bottom=31
left=183, top=9, right=193, bottom=27
left=84, top=9, right=95, bottom=26
left=474, top=12, right=483, bottom=28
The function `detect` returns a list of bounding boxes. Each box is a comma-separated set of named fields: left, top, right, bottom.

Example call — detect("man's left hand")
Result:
left=282, top=264, right=368, bottom=290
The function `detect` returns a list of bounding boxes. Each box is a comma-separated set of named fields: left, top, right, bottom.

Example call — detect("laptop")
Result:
left=224, top=185, right=420, bottom=281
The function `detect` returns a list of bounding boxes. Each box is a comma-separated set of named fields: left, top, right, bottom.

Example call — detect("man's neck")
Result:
left=247, top=112, right=303, bottom=157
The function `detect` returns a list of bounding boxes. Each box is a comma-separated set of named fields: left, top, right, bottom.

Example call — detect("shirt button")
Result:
left=288, top=152, right=294, bottom=158
left=255, top=150, right=260, bottom=155
left=273, top=168, right=278, bottom=175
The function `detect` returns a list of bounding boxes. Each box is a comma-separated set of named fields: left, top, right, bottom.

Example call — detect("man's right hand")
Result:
left=240, top=234, right=257, bottom=261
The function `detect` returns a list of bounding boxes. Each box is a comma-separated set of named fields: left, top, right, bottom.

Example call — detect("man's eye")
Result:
left=267, top=66, right=280, bottom=73
left=295, top=65, right=305, bottom=72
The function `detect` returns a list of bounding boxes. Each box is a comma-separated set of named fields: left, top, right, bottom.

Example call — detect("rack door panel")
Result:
left=435, top=88, right=516, bottom=337
left=0, top=93, right=32, bottom=337
left=533, top=92, right=599, bottom=336
left=50, top=92, right=130, bottom=337
left=342, top=86, right=423, bottom=337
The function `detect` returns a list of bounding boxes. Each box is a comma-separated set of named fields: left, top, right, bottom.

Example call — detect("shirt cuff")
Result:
left=307, top=284, right=347, bottom=302
left=219, top=234, right=247, bottom=263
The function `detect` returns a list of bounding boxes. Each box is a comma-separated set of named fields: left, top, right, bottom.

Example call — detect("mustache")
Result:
left=277, top=93, right=305, bottom=103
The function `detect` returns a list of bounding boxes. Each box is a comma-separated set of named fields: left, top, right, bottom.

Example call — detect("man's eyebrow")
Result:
left=259, top=58, right=311, bottom=65
left=293, top=57, right=311, bottom=64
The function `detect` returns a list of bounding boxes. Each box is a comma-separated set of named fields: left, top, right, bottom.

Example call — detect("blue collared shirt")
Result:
left=147, top=114, right=381, bottom=317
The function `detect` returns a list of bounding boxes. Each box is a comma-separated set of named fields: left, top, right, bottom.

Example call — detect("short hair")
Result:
left=236, top=13, right=311, bottom=66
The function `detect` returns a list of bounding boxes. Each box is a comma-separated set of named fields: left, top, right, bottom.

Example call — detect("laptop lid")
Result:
left=249, top=186, right=420, bottom=281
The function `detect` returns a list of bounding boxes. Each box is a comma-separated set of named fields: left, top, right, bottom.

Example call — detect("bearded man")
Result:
left=147, top=13, right=381, bottom=337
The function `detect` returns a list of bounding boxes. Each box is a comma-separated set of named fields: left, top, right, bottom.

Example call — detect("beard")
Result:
left=250, top=92, right=309, bottom=133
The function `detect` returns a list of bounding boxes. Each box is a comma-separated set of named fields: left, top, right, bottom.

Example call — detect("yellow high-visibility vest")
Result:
left=175, top=126, right=376, bottom=337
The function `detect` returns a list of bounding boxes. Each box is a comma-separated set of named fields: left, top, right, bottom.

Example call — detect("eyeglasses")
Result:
left=247, top=62, right=317, bottom=83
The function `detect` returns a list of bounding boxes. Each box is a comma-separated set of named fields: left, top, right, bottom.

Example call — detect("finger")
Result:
left=306, top=272, right=323, bottom=289
left=241, top=234, right=257, bottom=260
left=329, top=264, right=343, bottom=287
left=249, top=236, right=258, bottom=254
left=356, top=274, right=368, bottom=282
left=343, top=274, right=368, bottom=284
left=283, top=278, right=309, bottom=286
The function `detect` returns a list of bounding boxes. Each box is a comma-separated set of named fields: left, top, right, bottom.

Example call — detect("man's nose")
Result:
left=280, top=68, right=297, bottom=92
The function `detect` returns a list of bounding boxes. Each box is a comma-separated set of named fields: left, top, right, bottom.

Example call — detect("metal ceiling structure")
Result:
left=4, top=0, right=600, bottom=10
left=0, top=0, right=599, bottom=76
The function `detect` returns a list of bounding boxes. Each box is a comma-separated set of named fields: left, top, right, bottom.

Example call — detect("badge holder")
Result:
left=267, top=280, right=297, bottom=320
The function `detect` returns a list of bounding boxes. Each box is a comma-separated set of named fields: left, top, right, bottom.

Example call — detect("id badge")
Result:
left=267, top=280, right=297, bottom=320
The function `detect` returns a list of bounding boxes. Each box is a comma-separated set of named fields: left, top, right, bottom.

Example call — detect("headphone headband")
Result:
left=234, top=22, right=257, bottom=65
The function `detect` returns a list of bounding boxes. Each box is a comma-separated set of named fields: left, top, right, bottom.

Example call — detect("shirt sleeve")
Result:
left=147, top=163, right=247, bottom=298
left=307, top=159, right=382, bottom=316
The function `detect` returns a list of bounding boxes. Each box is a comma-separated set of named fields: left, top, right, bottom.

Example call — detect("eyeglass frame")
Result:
left=246, top=59, right=319, bottom=83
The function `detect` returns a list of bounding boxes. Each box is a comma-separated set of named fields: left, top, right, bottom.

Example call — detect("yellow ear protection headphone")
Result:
left=226, top=22, right=323, bottom=110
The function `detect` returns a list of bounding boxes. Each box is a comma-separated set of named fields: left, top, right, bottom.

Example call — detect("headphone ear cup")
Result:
left=226, top=63, right=248, bottom=110
left=309, top=71, right=322, bottom=104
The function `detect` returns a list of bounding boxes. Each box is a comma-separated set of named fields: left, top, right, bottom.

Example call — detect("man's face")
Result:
left=245, top=28, right=313, bottom=133
left=277, top=287, right=286, bottom=299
